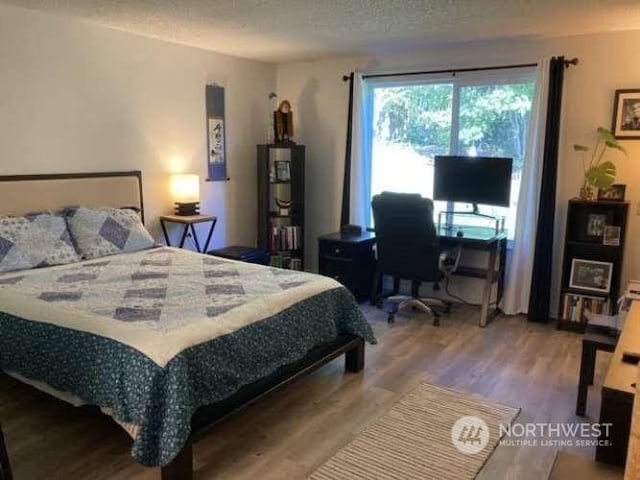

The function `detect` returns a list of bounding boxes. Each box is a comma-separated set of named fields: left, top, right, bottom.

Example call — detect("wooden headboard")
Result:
left=0, top=171, right=144, bottom=221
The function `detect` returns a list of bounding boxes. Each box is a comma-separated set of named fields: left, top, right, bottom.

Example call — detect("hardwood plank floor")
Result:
left=0, top=304, right=611, bottom=480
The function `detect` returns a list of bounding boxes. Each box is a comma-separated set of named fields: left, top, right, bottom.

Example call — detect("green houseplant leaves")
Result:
left=573, top=127, right=626, bottom=198
left=585, top=161, right=616, bottom=190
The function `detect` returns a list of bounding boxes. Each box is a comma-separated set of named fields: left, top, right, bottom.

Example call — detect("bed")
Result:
left=0, top=171, right=375, bottom=480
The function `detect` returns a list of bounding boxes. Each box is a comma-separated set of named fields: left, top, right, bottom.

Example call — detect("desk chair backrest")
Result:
left=371, top=192, right=440, bottom=282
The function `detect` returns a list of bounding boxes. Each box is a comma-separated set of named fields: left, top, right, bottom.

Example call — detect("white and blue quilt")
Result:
left=0, top=247, right=375, bottom=467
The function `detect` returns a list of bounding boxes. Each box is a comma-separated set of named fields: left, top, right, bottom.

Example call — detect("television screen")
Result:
left=433, top=155, right=513, bottom=207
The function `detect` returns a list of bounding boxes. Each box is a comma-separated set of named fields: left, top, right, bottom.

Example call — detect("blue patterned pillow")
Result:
left=0, top=214, right=81, bottom=273
left=66, top=206, right=155, bottom=259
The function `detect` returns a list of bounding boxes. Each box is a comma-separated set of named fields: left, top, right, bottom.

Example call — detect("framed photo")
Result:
left=603, top=225, right=621, bottom=246
left=597, top=184, right=626, bottom=201
left=274, top=161, right=291, bottom=181
left=586, top=213, right=606, bottom=238
left=611, top=89, right=640, bottom=139
left=569, top=258, right=613, bottom=293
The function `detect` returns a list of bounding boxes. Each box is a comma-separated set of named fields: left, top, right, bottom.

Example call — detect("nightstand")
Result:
left=318, top=231, right=376, bottom=301
left=160, top=214, right=217, bottom=253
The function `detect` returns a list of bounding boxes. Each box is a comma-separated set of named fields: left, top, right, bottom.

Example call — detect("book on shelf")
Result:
left=269, top=254, right=303, bottom=271
left=561, top=292, right=609, bottom=323
left=268, top=225, right=302, bottom=252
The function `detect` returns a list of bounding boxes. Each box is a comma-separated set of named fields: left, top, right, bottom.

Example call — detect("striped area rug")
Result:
left=309, top=383, right=519, bottom=480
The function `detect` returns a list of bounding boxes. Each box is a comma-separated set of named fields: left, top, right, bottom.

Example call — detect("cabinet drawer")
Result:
left=319, top=256, right=353, bottom=282
left=319, top=240, right=359, bottom=259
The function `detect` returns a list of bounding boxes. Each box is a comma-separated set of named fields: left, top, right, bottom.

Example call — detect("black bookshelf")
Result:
left=557, top=199, right=629, bottom=332
left=257, top=144, right=305, bottom=270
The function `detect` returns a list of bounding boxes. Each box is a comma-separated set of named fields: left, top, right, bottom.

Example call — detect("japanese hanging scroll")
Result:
left=206, top=84, right=227, bottom=181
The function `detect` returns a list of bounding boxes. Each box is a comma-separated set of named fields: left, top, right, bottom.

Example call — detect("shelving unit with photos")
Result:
left=557, top=199, right=629, bottom=332
left=257, top=144, right=305, bottom=270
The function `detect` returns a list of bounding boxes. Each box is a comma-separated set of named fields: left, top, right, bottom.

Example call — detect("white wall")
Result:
left=0, top=4, right=275, bottom=248
left=276, top=30, right=640, bottom=315
left=1, top=4, right=638, bottom=315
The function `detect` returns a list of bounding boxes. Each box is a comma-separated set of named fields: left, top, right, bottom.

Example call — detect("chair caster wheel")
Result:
left=387, top=314, right=395, bottom=324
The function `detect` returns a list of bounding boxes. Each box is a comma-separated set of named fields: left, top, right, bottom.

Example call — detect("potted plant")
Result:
left=574, top=127, right=627, bottom=200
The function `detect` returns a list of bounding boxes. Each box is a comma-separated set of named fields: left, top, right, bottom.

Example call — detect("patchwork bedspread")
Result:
left=0, top=247, right=375, bottom=466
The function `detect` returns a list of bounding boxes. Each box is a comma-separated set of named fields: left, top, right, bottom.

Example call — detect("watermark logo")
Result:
left=498, top=422, right=612, bottom=448
left=451, top=416, right=613, bottom=454
left=451, top=415, right=490, bottom=454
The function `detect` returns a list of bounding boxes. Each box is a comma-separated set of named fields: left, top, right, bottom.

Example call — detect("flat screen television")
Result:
left=433, top=155, right=513, bottom=207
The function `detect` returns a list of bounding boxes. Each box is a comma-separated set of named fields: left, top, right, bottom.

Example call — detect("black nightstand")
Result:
left=318, top=231, right=376, bottom=301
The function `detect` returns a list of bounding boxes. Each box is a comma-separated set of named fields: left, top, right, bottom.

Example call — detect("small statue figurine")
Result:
left=274, top=100, right=294, bottom=144
left=275, top=198, right=292, bottom=216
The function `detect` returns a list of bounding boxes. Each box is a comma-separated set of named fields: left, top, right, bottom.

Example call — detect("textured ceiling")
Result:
left=4, top=0, right=640, bottom=62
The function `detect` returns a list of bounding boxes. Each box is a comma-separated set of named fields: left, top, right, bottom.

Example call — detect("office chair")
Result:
left=371, top=192, right=458, bottom=325
left=0, top=423, right=11, bottom=480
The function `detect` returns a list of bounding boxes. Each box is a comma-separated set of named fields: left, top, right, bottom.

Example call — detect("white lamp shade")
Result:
left=170, top=174, right=200, bottom=203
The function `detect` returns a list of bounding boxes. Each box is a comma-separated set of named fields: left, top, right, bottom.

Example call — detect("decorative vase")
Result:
left=579, top=182, right=594, bottom=201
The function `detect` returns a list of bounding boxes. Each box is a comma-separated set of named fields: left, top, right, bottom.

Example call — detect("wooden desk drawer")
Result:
left=319, top=255, right=375, bottom=301
left=319, top=256, right=353, bottom=281
left=318, top=240, right=360, bottom=259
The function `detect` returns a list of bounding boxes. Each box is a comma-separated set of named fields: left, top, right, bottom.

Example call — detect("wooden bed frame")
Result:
left=166, top=335, right=364, bottom=480
left=0, top=422, right=11, bottom=480
left=0, top=171, right=367, bottom=480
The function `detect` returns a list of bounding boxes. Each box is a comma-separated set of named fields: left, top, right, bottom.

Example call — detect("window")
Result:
left=367, top=70, right=536, bottom=239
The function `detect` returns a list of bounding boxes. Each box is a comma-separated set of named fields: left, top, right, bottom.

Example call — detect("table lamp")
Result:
left=170, top=174, right=200, bottom=216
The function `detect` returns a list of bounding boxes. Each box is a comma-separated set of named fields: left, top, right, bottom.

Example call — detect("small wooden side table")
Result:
left=597, top=302, right=640, bottom=466
left=160, top=214, right=217, bottom=253
left=576, top=330, right=617, bottom=416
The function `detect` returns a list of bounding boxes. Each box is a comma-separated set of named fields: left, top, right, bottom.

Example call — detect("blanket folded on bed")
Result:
left=0, top=247, right=375, bottom=466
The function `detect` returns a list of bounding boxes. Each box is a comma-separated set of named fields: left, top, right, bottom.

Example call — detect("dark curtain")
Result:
left=527, top=56, right=566, bottom=323
left=340, top=72, right=355, bottom=227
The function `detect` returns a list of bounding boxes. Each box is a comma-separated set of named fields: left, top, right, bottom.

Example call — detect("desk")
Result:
left=597, top=301, right=640, bottom=466
left=625, top=369, right=640, bottom=479
left=438, top=225, right=507, bottom=327
left=160, top=214, right=217, bottom=253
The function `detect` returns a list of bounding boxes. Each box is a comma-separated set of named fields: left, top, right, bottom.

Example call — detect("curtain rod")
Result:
left=341, top=57, right=578, bottom=82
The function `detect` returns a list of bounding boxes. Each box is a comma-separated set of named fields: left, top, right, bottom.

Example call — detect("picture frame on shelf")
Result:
left=597, top=183, right=626, bottom=201
left=569, top=258, right=613, bottom=294
left=274, top=161, right=291, bottom=181
left=603, top=225, right=621, bottom=246
left=611, top=89, right=640, bottom=139
left=586, top=213, right=607, bottom=238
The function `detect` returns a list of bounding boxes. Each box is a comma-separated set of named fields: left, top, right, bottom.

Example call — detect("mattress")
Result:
left=0, top=247, right=375, bottom=466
